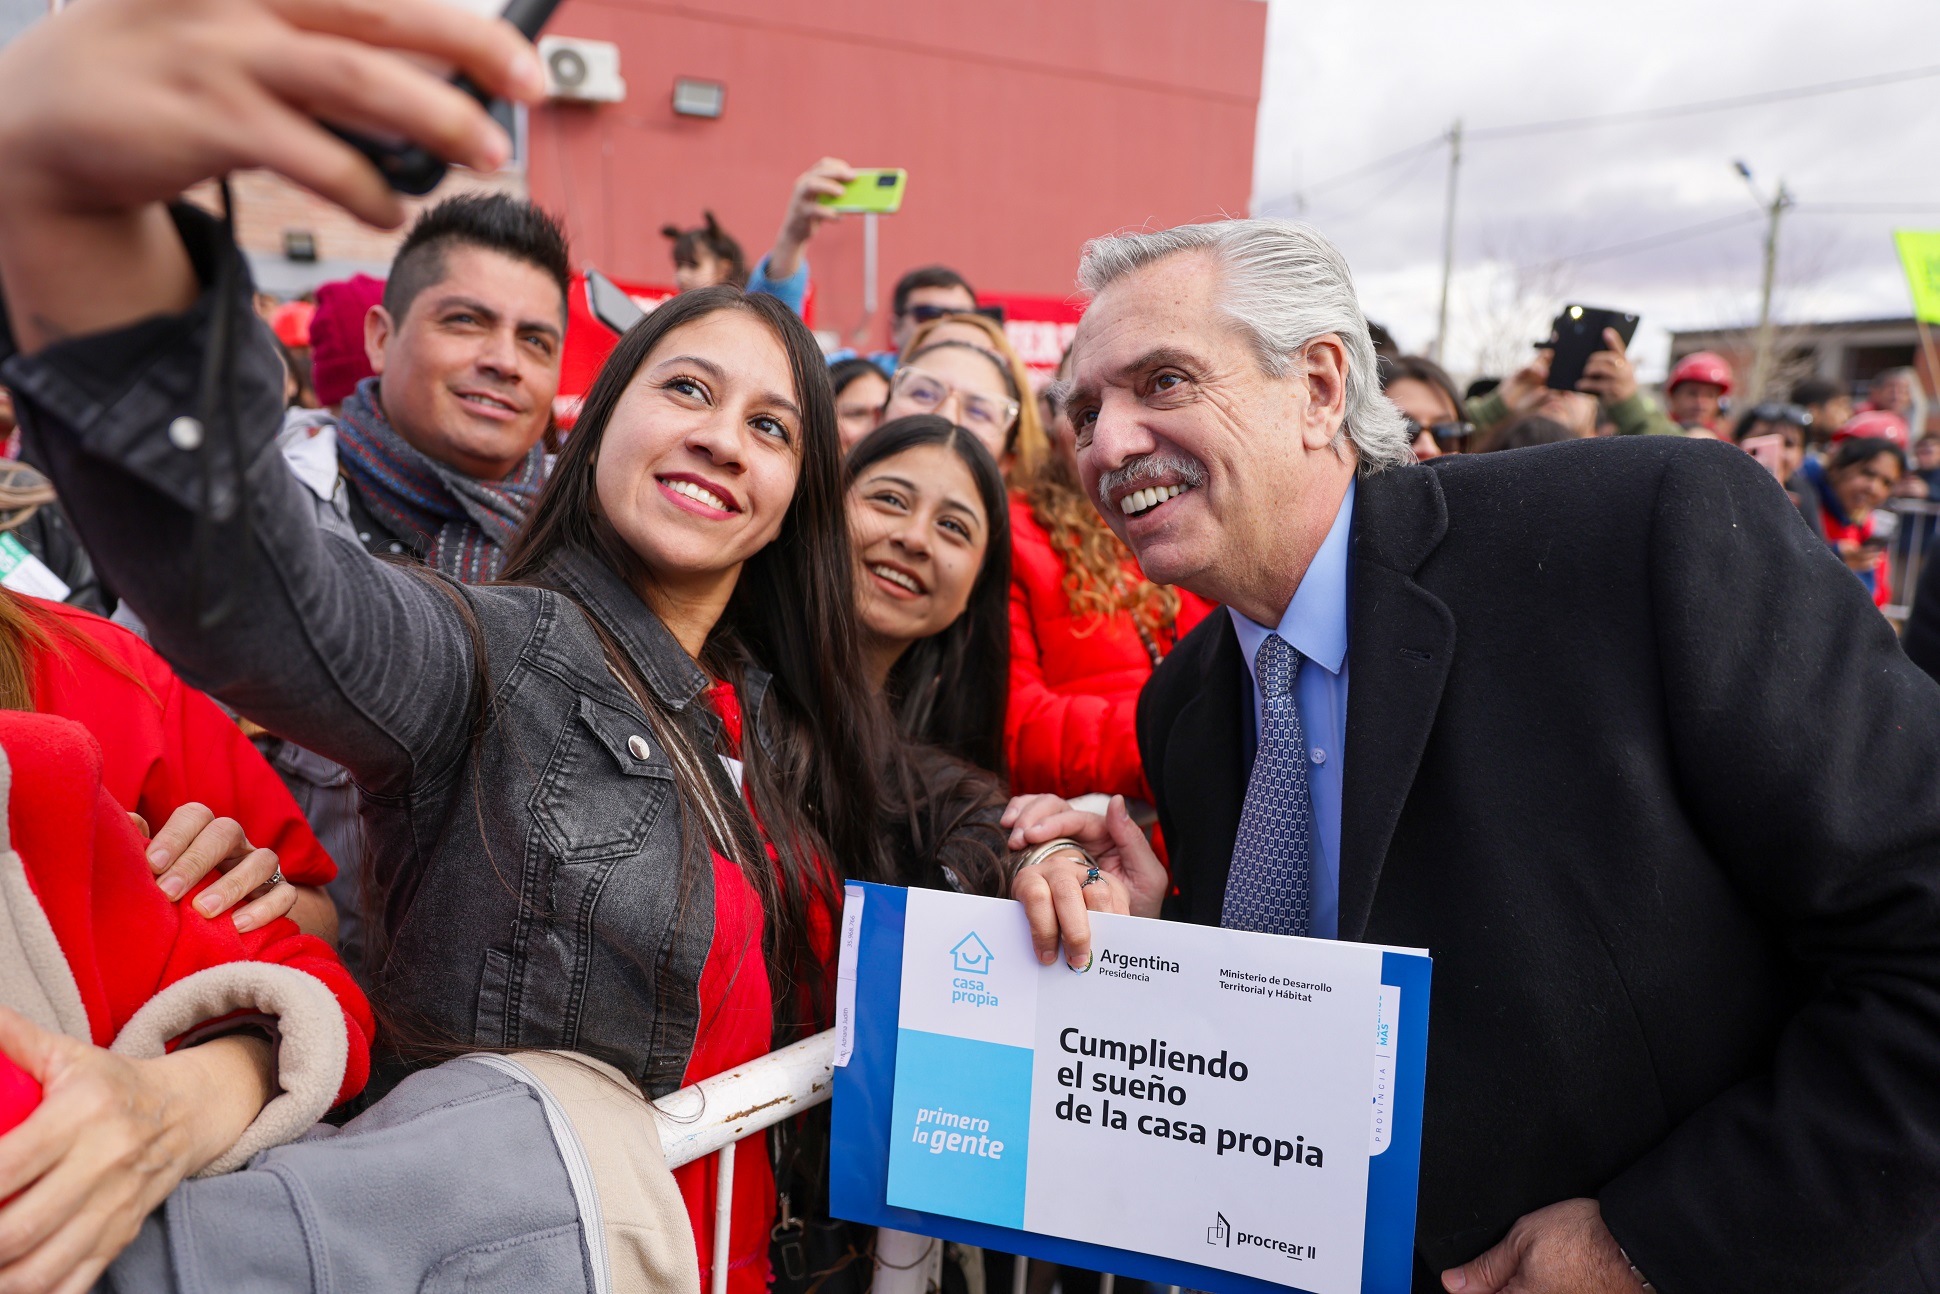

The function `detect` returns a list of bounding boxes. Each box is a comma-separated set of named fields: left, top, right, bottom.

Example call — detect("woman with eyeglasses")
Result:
left=878, top=336, right=1029, bottom=469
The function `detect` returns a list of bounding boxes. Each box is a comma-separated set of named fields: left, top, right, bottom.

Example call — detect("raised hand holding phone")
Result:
left=335, top=0, right=565, bottom=195
left=0, top=0, right=544, bottom=352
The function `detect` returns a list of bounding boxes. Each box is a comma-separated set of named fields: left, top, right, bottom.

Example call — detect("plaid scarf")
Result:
left=335, top=378, right=544, bottom=583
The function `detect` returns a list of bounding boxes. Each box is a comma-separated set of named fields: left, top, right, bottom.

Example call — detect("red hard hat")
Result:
left=1667, top=351, right=1734, bottom=394
left=1833, top=410, right=1910, bottom=449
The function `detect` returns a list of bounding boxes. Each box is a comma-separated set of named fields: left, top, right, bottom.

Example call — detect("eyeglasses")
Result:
left=1404, top=415, right=1474, bottom=446
left=902, top=304, right=963, bottom=325
left=890, top=365, right=1021, bottom=436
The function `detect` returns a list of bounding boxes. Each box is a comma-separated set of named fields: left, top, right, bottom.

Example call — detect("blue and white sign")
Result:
left=833, top=883, right=1432, bottom=1294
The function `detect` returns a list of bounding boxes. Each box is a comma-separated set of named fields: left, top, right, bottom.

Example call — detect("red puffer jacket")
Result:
left=1006, top=495, right=1215, bottom=801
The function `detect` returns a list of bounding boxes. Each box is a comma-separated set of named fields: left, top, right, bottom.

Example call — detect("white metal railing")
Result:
left=652, top=1030, right=837, bottom=1294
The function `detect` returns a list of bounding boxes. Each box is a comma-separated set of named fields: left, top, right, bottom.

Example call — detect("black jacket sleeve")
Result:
left=1599, top=443, right=1940, bottom=1291
left=0, top=206, right=478, bottom=797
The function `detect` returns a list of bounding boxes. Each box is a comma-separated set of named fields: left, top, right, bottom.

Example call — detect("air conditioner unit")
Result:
left=540, top=36, right=625, bottom=104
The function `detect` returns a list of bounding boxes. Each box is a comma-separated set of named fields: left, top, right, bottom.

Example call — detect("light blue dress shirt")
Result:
left=1227, top=478, right=1353, bottom=940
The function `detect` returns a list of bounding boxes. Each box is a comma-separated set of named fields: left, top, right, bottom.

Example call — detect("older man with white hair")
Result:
left=1006, top=219, right=1940, bottom=1294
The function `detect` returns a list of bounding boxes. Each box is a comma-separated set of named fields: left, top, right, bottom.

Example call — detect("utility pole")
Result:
left=1433, top=119, right=1462, bottom=366
left=1736, top=160, right=1792, bottom=403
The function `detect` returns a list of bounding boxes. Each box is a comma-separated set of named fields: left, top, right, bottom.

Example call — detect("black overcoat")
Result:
left=1139, top=436, right=1940, bottom=1292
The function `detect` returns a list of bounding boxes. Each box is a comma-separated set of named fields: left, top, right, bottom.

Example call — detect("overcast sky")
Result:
left=1251, top=0, right=1940, bottom=380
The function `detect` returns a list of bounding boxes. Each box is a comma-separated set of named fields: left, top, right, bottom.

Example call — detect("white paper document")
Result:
left=883, top=888, right=1426, bottom=1294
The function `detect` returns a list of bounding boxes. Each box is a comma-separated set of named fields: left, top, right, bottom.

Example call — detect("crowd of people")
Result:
left=0, top=2, right=1938, bottom=1294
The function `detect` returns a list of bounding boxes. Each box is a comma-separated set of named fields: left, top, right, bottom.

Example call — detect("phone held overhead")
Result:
left=818, top=169, right=909, bottom=215
left=1543, top=304, right=1640, bottom=392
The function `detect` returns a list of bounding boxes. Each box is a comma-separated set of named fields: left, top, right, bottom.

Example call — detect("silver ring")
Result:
left=264, top=866, right=286, bottom=889
left=1080, top=866, right=1102, bottom=889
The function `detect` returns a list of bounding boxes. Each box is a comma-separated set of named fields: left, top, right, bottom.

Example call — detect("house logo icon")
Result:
left=1208, top=1212, right=1230, bottom=1247
left=951, top=932, right=994, bottom=974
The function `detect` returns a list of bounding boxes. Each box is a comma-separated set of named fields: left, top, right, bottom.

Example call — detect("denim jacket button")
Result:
left=627, top=734, right=651, bottom=761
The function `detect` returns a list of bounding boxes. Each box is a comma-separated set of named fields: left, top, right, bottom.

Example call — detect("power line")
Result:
left=1794, top=202, right=1940, bottom=215
left=1281, top=63, right=1940, bottom=210
left=1472, top=63, right=1940, bottom=140
left=1306, top=146, right=1443, bottom=223
left=1519, top=212, right=1763, bottom=272
left=1283, top=133, right=1446, bottom=208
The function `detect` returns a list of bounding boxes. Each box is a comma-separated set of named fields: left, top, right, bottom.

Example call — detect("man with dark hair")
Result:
left=271, top=192, right=569, bottom=974
left=342, top=190, right=568, bottom=579
left=890, top=264, right=976, bottom=356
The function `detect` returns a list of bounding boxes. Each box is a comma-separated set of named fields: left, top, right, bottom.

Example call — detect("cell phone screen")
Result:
left=1544, top=304, right=1641, bottom=392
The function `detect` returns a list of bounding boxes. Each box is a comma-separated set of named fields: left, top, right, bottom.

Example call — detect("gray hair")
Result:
left=1076, top=219, right=1414, bottom=473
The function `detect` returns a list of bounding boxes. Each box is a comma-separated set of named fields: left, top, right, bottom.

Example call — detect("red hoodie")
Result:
left=26, top=596, right=335, bottom=886
left=0, top=710, right=371, bottom=1171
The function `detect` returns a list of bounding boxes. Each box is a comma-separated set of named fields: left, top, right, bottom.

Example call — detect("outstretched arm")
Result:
left=0, top=0, right=546, bottom=793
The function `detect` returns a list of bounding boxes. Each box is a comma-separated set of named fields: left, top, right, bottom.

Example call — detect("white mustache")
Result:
left=1096, top=453, right=1209, bottom=514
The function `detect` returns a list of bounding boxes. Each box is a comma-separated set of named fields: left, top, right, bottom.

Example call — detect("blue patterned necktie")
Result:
left=1222, top=633, right=1315, bottom=937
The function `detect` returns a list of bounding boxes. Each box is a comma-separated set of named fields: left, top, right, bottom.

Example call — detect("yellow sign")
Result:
left=1895, top=230, right=1940, bottom=324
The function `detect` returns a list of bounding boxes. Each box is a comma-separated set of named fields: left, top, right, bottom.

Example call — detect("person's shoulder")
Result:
left=1421, top=435, right=1756, bottom=522
left=35, top=598, right=169, bottom=680
left=1006, top=499, right=1060, bottom=569
left=1149, top=607, right=1231, bottom=699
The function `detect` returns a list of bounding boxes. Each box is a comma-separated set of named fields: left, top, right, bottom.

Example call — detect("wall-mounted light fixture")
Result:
left=672, top=78, right=725, bottom=119
left=283, top=229, right=318, bottom=263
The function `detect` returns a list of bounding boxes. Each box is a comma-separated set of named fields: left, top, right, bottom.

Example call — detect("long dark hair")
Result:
left=846, top=415, right=1011, bottom=778
left=502, top=285, right=892, bottom=1039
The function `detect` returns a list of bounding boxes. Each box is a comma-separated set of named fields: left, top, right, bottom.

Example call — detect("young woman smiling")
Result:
left=847, top=415, right=1011, bottom=775
left=21, top=274, right=896, bottom=1294
left=0, top=5, right=1137, bottom=1282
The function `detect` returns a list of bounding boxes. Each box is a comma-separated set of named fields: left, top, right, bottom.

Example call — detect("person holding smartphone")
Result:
left=1726, top=403, right=1820, bottom=538
left=1468, top=326, right=1681, bottom=440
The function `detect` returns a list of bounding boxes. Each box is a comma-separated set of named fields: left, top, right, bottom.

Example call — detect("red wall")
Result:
left=527, top=0, right=1266, bottom=352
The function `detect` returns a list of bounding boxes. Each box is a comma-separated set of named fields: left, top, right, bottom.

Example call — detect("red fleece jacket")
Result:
left=27, top=597, right=334, bottom=885
left=0, top=711, right=371, bottom=1147
left=1006, top=497, right=1215, bottom=801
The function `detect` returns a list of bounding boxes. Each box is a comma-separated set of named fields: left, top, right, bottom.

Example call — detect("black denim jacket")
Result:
left=1, top=209, right=766, bottom=1096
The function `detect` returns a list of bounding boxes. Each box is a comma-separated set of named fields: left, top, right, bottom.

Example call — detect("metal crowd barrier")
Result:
left=649, top=1028, right=1161, bottom=1294
left=1885, top=498, right=1940, bottom=625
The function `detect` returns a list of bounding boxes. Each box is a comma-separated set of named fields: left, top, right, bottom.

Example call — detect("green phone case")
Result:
left=820, top=169, right=908, bottom=214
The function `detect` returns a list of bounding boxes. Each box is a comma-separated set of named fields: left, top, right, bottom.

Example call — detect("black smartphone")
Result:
left=1543, top=304, right=1641, bottom=392
left=585, top=267, right=646, bottom=336
left=335, top=0, right=564, bottom=196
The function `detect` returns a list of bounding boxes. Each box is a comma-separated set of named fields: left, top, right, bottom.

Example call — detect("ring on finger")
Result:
left=259, top=865, right=286, bottom=890
left=1080, top=865, right=1102, bottom=889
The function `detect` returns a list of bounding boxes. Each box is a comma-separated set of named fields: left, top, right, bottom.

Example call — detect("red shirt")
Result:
left=25, top=597, right=335, bottom=884
left=674, top=682, right=775, bottom=1294
left=1818, top=508, right=1893, bottom=608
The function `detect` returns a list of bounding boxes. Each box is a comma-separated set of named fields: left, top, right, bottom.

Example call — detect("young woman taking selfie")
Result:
left=0, top=4, right=1135, bottom=1284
